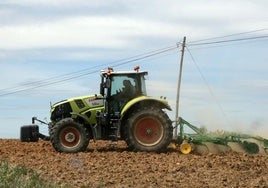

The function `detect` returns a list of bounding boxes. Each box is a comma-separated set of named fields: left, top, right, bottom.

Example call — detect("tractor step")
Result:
left=109, top=118, right=120, bottom=141
left=108, top=134, right=118, bottom=141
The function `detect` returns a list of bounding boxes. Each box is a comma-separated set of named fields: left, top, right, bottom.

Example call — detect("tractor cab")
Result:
left=100, top=67, right=148, bottom=115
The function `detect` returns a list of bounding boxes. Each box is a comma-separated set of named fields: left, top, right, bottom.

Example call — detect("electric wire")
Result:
left=0, top=45, right=178, bottom=94
left=0, top=45, right=178, bottom=97
left=185, top=46, right=231, bottom=123
left=0, top=69, right=100, bottom=97
left=0, top=64, right=103, bottom=93
left=1, top=28, right=268, bottom=97
left=109, top=45, right=178, bottom=68
left=188, top=28, right=268, bottom=44
left=187, top=37, right=268, bottom=51
left=188, top=35, right=268, bottom=47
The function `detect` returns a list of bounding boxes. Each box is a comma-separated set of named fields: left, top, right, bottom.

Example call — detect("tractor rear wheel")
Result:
left=125, top=107, right=173, bottom=152
left=50, top=118, right=89, bottom=153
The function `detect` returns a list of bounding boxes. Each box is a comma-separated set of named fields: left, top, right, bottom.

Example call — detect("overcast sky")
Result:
left=0, top=0, right=267, bottom=138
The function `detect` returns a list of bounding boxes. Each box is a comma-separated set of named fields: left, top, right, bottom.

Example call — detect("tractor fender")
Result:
left=70, top=112, right=96, bottom=140
left=121, top=96, right=172, bottom=118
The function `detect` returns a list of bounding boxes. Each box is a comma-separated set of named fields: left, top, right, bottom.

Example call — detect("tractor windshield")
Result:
left=110, top=74, right=147, bottom=98
left=109, top=73, right=147, bottom=113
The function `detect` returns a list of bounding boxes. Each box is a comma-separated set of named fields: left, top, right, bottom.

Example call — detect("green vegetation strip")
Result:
left=0, top=160, right=59, bottom=188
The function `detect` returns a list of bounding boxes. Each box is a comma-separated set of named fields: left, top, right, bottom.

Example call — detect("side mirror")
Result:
left=100, top=83, right=104, bottom=95
left=105, top=78, right=111, bottom=89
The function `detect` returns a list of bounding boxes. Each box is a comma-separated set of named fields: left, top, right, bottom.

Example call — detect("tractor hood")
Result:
left=51, top=94, right=104, bottom=109
left=50, top=94, right=104, bottom=122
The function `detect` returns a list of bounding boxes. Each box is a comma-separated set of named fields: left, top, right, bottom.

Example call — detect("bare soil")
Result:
left=0, top=139, right=267, bottom=187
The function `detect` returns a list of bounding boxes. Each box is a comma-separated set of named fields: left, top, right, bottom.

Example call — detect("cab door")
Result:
left=109, top=75, right=138, bottom=114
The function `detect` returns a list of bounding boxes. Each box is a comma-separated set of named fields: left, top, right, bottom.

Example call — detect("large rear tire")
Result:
left=125, top=107, right=173, bottom=152
left=50, top=118, right=89, bottom=153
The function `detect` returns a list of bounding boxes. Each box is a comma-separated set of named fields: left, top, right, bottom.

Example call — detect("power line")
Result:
left=0, top=69, right=100, bottom=97
left=188, top=28, right=268, bottom=44
left=111, top=45, right=178, bottom=67
left=0, top=45, right=178, bottom=97
left=0, top=64, right=103, bottom=93
left=187, top=38, right=268, bottom=51
left=1, top=28, right=268, bottom=97
left=0, top=45, right=177, bottom=94
left=188, top=35, right=268, bottom=47
left=185, top=46, right=231, bottom=123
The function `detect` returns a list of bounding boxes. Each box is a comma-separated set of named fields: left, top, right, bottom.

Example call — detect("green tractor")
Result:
left=21, top=66, right=173, bottom=153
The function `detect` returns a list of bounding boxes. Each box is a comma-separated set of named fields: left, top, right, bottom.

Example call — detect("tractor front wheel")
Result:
left=50, top=118, right=89, bottom=153
left=125, top=107, right=173, bottom=152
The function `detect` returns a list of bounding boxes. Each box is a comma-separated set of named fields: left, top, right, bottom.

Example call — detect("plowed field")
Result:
left=0, top=139, right=267, bottom=187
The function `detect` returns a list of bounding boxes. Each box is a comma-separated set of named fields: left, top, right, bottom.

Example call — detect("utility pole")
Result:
left=174, top=36, right=186, bottom=138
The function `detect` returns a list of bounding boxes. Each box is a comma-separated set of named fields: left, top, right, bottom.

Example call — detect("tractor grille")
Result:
left=51, top=102, right=72, bottom=122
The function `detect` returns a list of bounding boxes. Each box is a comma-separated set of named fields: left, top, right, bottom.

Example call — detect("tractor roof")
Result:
left=108, top=71, right=148, bottom=75
left=100, top=67, right=148, bottom=77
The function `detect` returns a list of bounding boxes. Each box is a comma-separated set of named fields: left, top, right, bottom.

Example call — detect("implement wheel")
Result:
left=125, top=107, right=172, bottom=152
left=50, top=118, right=89, bottom=153
left=180, top=142, right=192, bottom=154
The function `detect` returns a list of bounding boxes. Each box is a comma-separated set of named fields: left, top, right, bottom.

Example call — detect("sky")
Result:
left=0, top=0, right=267, bottom=138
